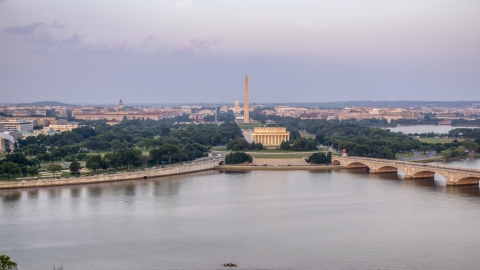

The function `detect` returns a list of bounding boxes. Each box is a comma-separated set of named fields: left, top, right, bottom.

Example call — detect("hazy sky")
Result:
left=1, top=0, right=479, bottom=104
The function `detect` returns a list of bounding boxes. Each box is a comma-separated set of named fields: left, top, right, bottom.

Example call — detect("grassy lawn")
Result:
left=299, top=131, right=315, bottom=139
left=85, top=151, right=113, bottom=157
left=250, top=154, right=310, bottom=159
left=250, top=149, right=322, bottom=153
left=396, top=153, right=414, bottom=158
left=237, top=122, right=261, bottom=129
left=214, top=148, right=324, bottom=153
left=418, top=138, right=465, bottom=144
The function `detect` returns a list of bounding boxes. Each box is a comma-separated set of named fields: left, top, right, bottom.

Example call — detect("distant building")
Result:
left=191, top=114, right=205, bottom=124
left=0, top=119, right=34, bottom=132
left=233, top=99, right=242, bottom=114
left=0, top=130, right=21, bottom=152
left=44, top=122, right=79, bottom=132
left=12, top=109, right=31, bottom=117
left=56, top=108, right=72, bottom=119
left=106, top=119, right=120, bottom=125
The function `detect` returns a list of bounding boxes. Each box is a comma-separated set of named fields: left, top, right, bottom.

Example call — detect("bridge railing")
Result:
left=338, top=156, right=480, bottom=174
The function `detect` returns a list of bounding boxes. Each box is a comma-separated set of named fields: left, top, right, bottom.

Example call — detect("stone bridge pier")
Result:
left=332, top=157, right=480, bottom=186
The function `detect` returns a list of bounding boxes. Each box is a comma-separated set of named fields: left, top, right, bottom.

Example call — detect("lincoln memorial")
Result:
left=252, top=127, right=290, bottom=149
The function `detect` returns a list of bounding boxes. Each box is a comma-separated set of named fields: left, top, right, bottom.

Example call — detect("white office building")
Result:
left=0, top=119, right=34, bottom=132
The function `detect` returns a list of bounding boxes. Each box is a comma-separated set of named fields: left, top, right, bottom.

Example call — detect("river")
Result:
left=2, top=168, right=480, bottom=269
left=387, top=125, right=479, bottom=134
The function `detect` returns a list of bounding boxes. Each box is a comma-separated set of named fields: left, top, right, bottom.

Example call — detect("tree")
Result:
left=226, top=138, right=251, bottom=151
left=225, top=152, right=253, bottom=164
left=141, top=155, right=150, bottom=167
left=279, top=141, right=291, bottom=150
left=69, top=161, right=81, bottom=174
left=0, top=255, right=18, bottom=270
left=47, top=164, right=63, bottom=177
left=441, top=149, right=452, bottom=159
left=306, top=152, right=330, bottom=164
left=462, top=140, right=479, bottom=153
left=0, top=163, right=21, bottom=180
left=110, top=139, right=124, bottom=150
left=160, top=144, right=179, bottom=164
left=419, top=146, right=430, bottom=154
left=86, top=154, right=107, bottom=174
left=150, top=148, right=163, bottom=166
left=104, top=152, right=122, bottom=171
left=122, top=149, right=142, bottom=170
left=27, top=167, right=39, bottom=178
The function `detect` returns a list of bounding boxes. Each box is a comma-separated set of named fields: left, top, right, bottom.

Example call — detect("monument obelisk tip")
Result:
left=244, top=75, right=249, bottom=123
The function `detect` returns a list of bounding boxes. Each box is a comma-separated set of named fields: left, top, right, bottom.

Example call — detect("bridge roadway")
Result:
left=332, top=156, right=480, bottom=186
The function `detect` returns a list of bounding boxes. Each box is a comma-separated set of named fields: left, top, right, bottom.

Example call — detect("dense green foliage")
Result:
left=0, top=255, right=18, bottom=270
left=306, top=152, right=332, bottom=164
left=291, top=138, right=317, bottom=151
left=69, top=161, right=81, bottom=174
left=227, top=138, right=264, bottom=151
left=16, top=120, right=242, bottom=160
left=224, top=152, right=253, bottom=164
left=305, top=122, right=419, bottom=159
left=47, top=164, right=63, bottom=176
left=451, top=119, right=480, bottom=126
left=0, top=162, right=22, bottom=180
left=0, top=120, right=244, bottom=179
left=0, top=152, right=40, bottom=179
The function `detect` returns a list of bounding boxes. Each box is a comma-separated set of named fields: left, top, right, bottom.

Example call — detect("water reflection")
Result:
left=445, top=186, right=480, bottom=197
left=48, top=188, right=62, bottom=199
left=87, top=186, right=102, bottom=197
left=27, top=189, right=39, bottom=199
left=403, top=178, right=437, bottom=188
left=70, top=188, right=81, bottom=198
left=153, top=180, right=181, bottom=197
left=221, top=170, right=250, bottom=175
left=1, top=191, right=21, bottom=203
left=124, top=184, right=136, bottom=196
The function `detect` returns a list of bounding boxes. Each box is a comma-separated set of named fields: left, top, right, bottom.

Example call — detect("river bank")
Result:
left=216, top=164, right=344, bottom=171
left=0, top=159, right=221, bottom=190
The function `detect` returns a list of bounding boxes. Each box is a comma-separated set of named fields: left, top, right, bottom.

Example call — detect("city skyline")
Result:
left=1, top=1, right=479, bottom=103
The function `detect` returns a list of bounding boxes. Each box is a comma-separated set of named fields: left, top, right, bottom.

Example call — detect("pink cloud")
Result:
left=142, top=34, right=154, bottom=42
left=110, top=39, right=126, bottom=50
left=175, top=37, right=217, bottom=54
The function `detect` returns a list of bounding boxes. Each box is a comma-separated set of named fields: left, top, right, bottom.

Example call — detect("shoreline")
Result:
left=215, top=165, right=344, bottom=171
left=0, top=159, right=221, bottom=190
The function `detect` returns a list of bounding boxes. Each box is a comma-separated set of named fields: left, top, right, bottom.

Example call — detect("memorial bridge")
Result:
left=332, top=156, right=480, bottom=186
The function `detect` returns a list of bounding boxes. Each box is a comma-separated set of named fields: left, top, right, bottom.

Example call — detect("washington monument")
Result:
left=244, top=75, right=249, bottom=123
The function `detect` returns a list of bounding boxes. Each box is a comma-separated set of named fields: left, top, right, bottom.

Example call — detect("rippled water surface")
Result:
left=1, top=169, right=480, bottom=270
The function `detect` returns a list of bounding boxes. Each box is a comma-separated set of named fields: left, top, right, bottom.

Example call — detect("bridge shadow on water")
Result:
left=445, top=185, right=480, bottom=197
left=336, top=167, right=480, bottom=197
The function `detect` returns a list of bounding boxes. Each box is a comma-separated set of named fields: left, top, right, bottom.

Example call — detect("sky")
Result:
left=1, top=0, right=479, bottom=104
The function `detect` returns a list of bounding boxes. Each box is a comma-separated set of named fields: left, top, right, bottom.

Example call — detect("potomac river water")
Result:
left=1, top=167, right=480, bottom=269
left=387, top=125, right=479, bottom=134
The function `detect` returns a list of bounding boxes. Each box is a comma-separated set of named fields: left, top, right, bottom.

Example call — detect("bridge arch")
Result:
left=332, top=159, right=340, bottom=165
left=410, top=170, right=436, bottom=179
left=345, top=162, right=368, bottom=168
left=375, top=165, right=400, bottom=174
left=454, top=177, right=480, bottom=186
